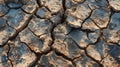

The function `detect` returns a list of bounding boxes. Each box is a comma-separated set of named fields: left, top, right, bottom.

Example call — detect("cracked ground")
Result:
left=0, top=0, right=120, bottom=67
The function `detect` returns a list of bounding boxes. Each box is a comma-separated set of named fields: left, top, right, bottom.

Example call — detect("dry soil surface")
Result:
left=0, top=0, right=120, bottom=67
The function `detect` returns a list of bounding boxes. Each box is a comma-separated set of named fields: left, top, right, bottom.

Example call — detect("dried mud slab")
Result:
left=0, top=1, right=9, bottom=17
left=109, top=0, right=120, bottom=11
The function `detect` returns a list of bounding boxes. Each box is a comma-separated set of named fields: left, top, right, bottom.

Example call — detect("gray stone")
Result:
left=82, top=19, right=100, bottom=31
left=90, top=8, right=110, bottom=28
left=36, top=7, right=51, bottom=19
left=0, top=22, right=16, bottom=46
left=22, top=0, right=37, bottom=13
left=0, top=4, right=9, bottom=16
left=19, top=28, right=50, bottom=53
left=88, top=31, right=100, bottom=43
left=87, top=0, right=108, bottom=9
left=40, top=0, right=62, bottom=13
left=8, top=39, right=36, bottom=67
left=86, top=41, right=108, bottom=61
left=103, top=29, right=120, bottom=43
left=103, top=13, right=120, bottom=43
left=50, top=12, right=63, bottom=24
left=73, top=50, right=100, bottom=67
left=28, top=17, right=52, bottom=38
left=0, top=44, right=12, bottom=67
left=69, top=30, right=89, bottom=48
left=0, top=18, right=6, bottom=28
left=52, top=37, right=84, bottom=59
left=5, top=0, right=22, bottom=8
left=101, top=55, right=119, bottom=67
left=65, top=0, right=85, bottom=8
left=66, top=15, right=82, bottom=28
left=54, top=23, right=71, bottom=36
left=109, top=13, right=120, bottom=30
left=66, top=3, right=91, bottom=28
left=53, top=26, right=83, bottom=59
left=101, top=43, right=120, bottom=67
left=37, top=51, right=73, bottom=67
left=5, top=9, right=31, bottom=29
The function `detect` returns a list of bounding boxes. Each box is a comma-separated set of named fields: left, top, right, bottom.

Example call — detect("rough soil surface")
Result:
left=0, top=0, right=120, bottom=67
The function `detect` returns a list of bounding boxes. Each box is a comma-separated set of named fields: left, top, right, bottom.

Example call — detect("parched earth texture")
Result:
left=0, top=0, right=120, bottom=67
